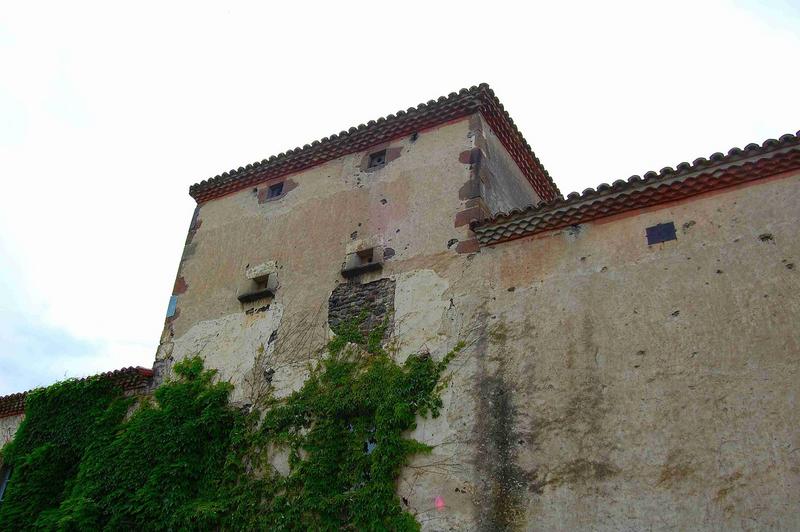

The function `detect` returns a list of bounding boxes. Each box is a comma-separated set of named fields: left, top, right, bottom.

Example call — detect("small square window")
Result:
left=646, top=222, right=677, bottom=245
left=341, top=247, right=383, bottom=278
left=356, top=248, right=374, bottom=264
left=368, top=150, right=387, bottom=168
left=267, top=182, right=284, bottom=198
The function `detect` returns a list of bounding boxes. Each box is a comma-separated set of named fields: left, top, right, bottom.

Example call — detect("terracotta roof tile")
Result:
left=472, top=131, right=800, bottom=245
left=189, top=84, right=560, bottom=203
left=0, top=366, right=154, bottom=419
left=0, top=392, right=26, bottom=419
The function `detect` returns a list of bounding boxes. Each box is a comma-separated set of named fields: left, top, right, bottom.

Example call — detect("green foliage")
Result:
left=0, top=321, right=463, bottom=531
left=0, top=376, right=124, bottom=529
left=43, top=358, right=244, bottom=531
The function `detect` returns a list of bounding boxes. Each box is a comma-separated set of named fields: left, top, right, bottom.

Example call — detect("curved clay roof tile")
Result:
left=189, top=83, right=560, bottom=203
left=471, top=130, right=800, bottom=241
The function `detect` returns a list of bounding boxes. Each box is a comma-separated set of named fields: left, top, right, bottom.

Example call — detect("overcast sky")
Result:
left=1, top=0, right=798, bottom=395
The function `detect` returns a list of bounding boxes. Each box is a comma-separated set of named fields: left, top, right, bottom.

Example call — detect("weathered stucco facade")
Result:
left=148, top=86, right=798, bottom=530
left=3, top=85, right=797, bottom=529
left=152, top=86, right=800, bottom=530
left=465, top=174, right=800, bottom=529
left=0, top=415, right=21, bottom=453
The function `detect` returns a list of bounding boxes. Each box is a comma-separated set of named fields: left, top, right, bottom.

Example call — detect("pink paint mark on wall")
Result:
left=435, top=495, right=445, bottom=511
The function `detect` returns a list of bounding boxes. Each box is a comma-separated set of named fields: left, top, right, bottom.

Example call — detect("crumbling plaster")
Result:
left=0, top=415, right=22, bottom=453
left=157, top=107, right=800, bottom=530
left=157, top=117, right=477, bottom=398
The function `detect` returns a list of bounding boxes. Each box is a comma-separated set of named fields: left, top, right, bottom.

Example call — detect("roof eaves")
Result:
left=472, top=131, right=800, bottom=245
left=189, top=84, right=560, bottom=204
left=0, top=366, right=154, bottom=420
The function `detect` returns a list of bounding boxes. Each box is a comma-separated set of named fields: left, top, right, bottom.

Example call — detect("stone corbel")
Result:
left=238, top=261, right=279, bottom=303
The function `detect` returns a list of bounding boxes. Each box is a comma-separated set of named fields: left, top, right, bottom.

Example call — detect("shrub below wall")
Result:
left=0, top=321, right=462, bottom=531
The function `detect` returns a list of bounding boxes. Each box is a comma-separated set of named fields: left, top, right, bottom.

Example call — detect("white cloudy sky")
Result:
left=1, top=0, right=798, bottom=395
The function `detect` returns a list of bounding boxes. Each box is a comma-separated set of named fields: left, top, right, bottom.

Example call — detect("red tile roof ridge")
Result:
left=471, top=130, right=800, bottom=244
left=189, top=83, right=561, bottom=204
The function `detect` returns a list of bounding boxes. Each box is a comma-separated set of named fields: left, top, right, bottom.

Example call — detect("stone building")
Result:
left=2, top=84, right=799, bottom=529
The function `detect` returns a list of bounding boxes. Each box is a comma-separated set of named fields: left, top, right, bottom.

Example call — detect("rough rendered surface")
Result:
left=154, top=112, right=799, bottom=530
left=0, top=415, right=21, bottom=451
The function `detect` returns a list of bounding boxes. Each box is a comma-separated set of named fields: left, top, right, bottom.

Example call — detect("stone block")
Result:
left=246, top=261, right=277, bottom=282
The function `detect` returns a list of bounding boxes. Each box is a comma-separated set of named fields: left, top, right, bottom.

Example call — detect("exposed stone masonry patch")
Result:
left=328, top=278, right=395, bottom=337
left=172, top=276, right=188, bottom=295
left=180, top=206, right=202, bottom=264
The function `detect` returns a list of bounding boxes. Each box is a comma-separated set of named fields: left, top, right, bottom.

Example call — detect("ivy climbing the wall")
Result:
left=0, top=377, right=124, bottom=529
left=0, top=320, right=462, bottom=531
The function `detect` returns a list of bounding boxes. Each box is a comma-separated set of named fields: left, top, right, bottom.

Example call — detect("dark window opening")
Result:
left=357, top=248, right=374, bottom=264
left=267, top=182, right=284, bottom=198
left=341, top=247, right=383, bottom=278
left=368, top=150, right=387, bottom=168
left=0, top=465, right=12, bottom=503
left=646, top=222, right=677, bottom=245
left=238, top=277, right=275, bottom=303
left=238, top=261, right=279, bottom=306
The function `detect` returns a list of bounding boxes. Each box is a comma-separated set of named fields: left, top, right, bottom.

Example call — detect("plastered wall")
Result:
left=0, top=415, right=22, bottom=465
left=156, top=116, right=479, bottom=400
left=157, top=112, right=800, bottom=530
left=399, top=170, right=800, bottom=530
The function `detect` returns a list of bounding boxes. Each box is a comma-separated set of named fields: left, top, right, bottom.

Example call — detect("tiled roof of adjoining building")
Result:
left=0, top=366, right=154, bottom=419
left=471, top=131, right=800, bottom=246
left=189, top=84, right=561, bottom=204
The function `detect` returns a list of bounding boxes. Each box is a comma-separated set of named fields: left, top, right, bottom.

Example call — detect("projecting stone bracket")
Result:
left=341, top=238, right=384, bottom=279
left=341, top=258, right=383, bottom=279
left=238, top=261, right=279, bottom=304
left=237, top=288, right=275, bottom=304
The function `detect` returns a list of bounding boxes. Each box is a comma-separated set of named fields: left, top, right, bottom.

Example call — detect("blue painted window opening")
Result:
left=166, top=295, right=178, bottom=318
left=646, top=222, right=677, bottom=245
